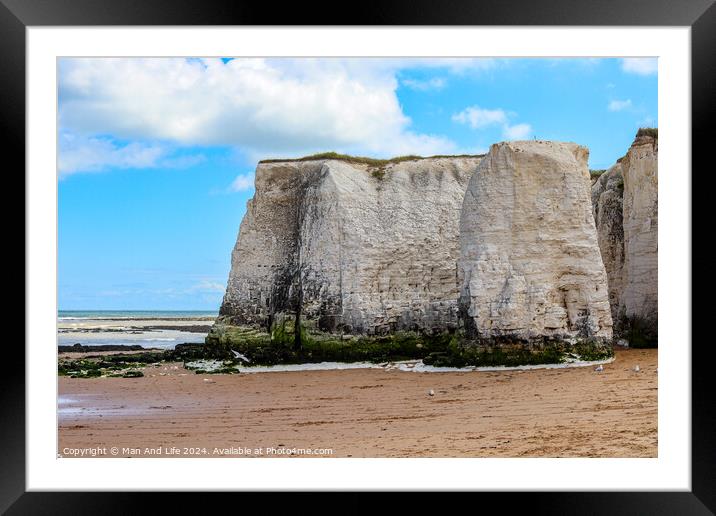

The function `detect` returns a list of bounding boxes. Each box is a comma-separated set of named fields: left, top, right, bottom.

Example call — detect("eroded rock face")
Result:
left=621, top=135, right=658, bottom=332
left=590, top=134, right=658, bottom=342
left=591, top=163, right=625, bottom=321
left=218, top=156, right=482, bottom=338
left=458, top=141, right=613, bottom=343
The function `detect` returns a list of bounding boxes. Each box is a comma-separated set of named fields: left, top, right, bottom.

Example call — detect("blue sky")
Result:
left=58, top=57, right=657, bottom=310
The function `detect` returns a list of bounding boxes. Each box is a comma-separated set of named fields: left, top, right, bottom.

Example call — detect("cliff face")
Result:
left=591, top=133, right=658, bottom=342
left=458, top=141, right=613, bottom=343
left=215, top=136, right=656, bottom=354
left=591, top=163, right=625, bottom=322
left=621, top=134, right=658, bottom=335
left=219, top=156, right=482, bottom=339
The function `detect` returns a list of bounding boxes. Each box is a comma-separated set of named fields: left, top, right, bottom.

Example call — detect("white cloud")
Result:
left=452, top=105, right=532, bottom=141
left=608, top=99, right=633, bottom=112
left=228, top=172, right=255, bottom=192
left=58, top=57, right=479, bottom=172
left=58, top=133, right=165, bottom=175
left=452, top=106, right=507, bottom=129
left=621, top=58, right=657, bottom=75
left=502, top=123, right=532, bottom=140
left=402, top=77, right=447, bottom=91
left=58, top=132, right=204, bottom=177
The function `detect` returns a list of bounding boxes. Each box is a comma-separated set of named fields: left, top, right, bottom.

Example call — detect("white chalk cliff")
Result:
left=592, top=131, right=659, bottom=341
left=219, top=156, right=483, bottom=337
left=216, top=136, right=657, bottom=351
left=591, top=132, right=658, bottom=339
left=591, top=163, right=625, bottom=322
left=457, top=141, right=613, bottom=342
left=621, top=134, right=658, bottom=326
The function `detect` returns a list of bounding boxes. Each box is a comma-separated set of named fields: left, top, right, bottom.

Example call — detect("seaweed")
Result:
left=616, top=312, right=658, bottom=348
left=201, top=323, right=611, bottom=368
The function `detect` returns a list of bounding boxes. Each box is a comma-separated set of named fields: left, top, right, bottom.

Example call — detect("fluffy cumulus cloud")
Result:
left=58, top=58, right=476, bottom=175
left=608, top=99, right=633, bottom=112
left=452, top=105, right=532, bottom=141
left=621, top=58, right=657, bottom=75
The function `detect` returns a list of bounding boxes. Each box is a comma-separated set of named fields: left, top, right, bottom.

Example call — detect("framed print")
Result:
left=5, top=0, right=713, bottom=511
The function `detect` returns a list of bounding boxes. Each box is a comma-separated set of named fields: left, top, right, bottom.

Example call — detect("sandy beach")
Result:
left=58, top=348, right=657, bottom=458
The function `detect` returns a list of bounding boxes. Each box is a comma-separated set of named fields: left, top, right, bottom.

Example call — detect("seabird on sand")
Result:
left=231, top=349, right=251, bottom=363
left=428, top=389, right=435, bottom=396
left=594, top=364, right=604, bottom=372
left=633, top=364, right=640, bottom=372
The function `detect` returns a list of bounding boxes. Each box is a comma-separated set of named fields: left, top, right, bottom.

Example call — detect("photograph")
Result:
left=56, top=56, right=659, bottom=459
left=3, top=0, right=709, bottom=506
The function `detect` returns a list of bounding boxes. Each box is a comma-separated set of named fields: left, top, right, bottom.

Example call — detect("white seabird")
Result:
left=231, top=349, right=251, bottom=363
left=594, top=364, right=604, bottom=372
left=428, top=389, right=435, bottom=396
left=633, top=364, right=640, bottom=373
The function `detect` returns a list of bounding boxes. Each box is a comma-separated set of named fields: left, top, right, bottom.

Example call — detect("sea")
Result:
left=58, top=310, right=218, bottom=320
left=57, top=310, right=218, bottom=350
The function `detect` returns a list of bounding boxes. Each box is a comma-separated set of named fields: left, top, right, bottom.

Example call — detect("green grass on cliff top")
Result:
left=615, top=127, right=658, bottom=164
left=260, top=131, right=654, bottom=165
left=259, top=151, right=485, bottom=166
left=636, top=127, right=658, bottom=138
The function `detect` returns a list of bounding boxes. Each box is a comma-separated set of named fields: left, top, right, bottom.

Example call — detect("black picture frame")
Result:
left=5, top=0, right=712, bottom=512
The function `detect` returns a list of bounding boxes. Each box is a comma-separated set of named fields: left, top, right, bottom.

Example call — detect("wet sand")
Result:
left=58, top=318, right=213, bottom=335
left=58, top=316, right=212, bottom=350
left=58, top=348, right=657, bottom=458
left=58, top=349, right=163, bottom=360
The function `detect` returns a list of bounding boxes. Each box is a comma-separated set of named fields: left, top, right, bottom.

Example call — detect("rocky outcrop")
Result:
left=217, top=156, right=483, bottom=343
left=591, top=132, right=658, bottom=343
left=212, top=134, right=658, bottom=359
left=621, top=133, right=658, bottom=337
left=457, top=141, right=613, bottom=344
left=591, top=163, right=625, bottom=321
